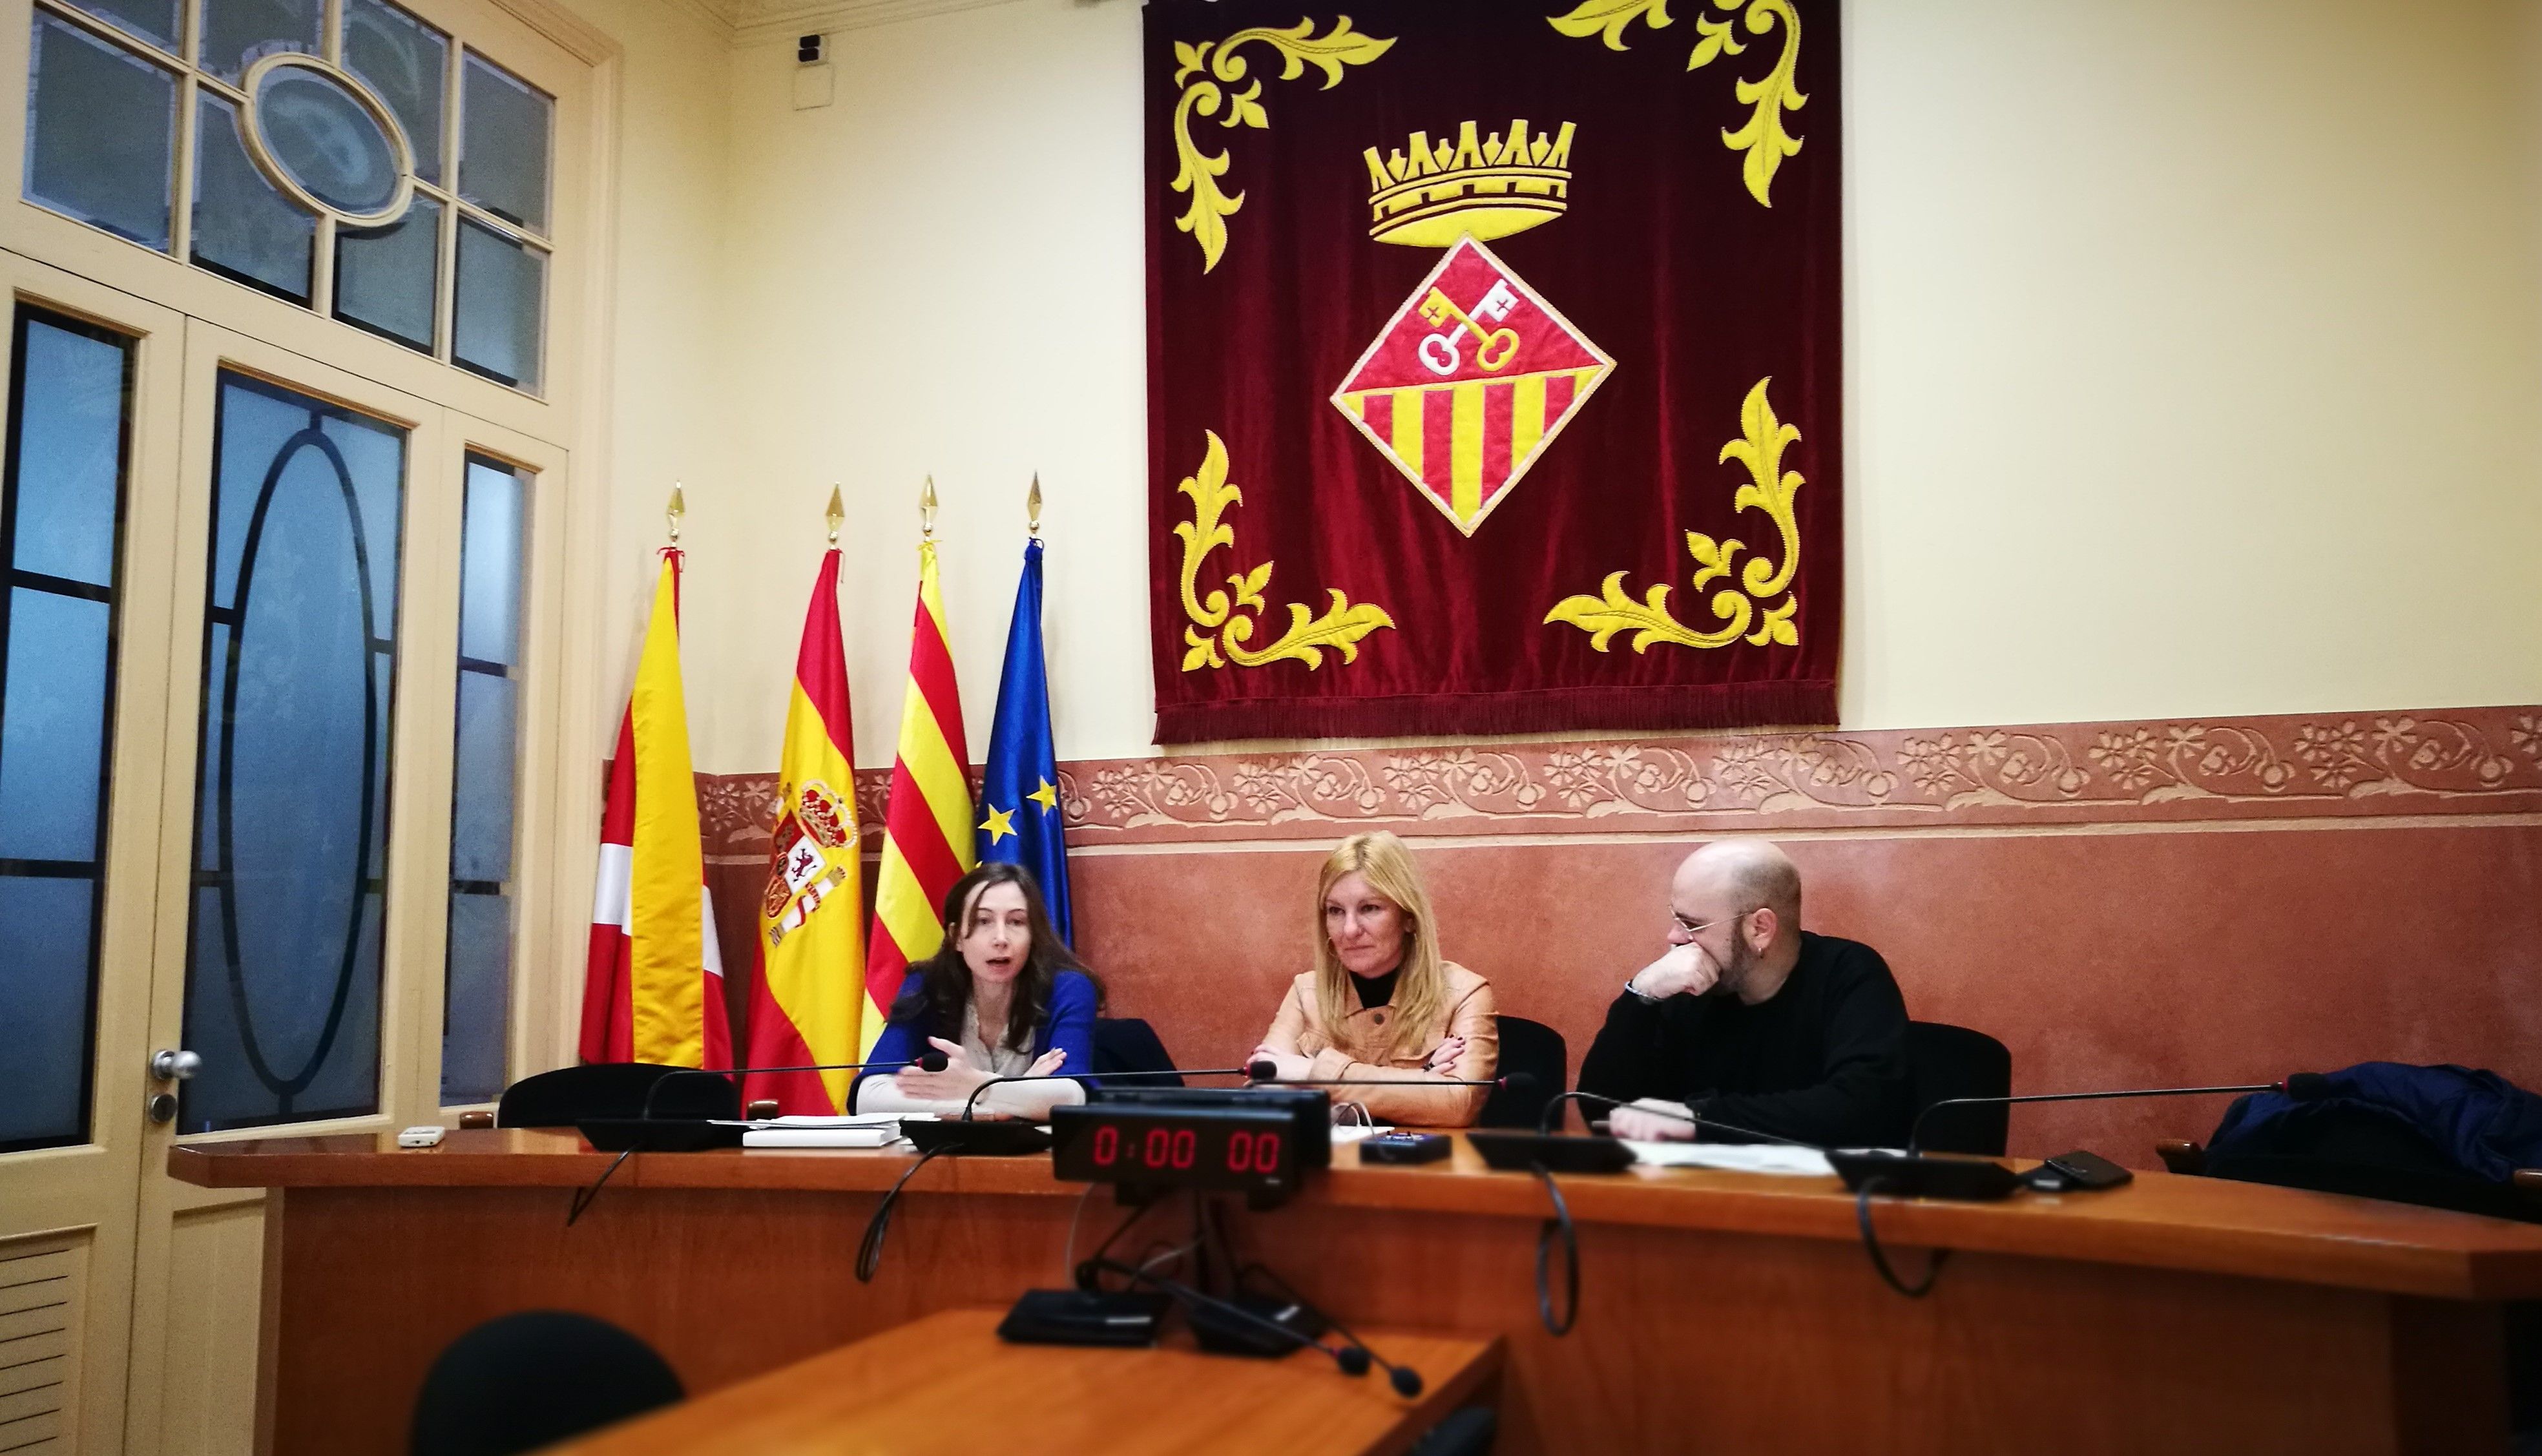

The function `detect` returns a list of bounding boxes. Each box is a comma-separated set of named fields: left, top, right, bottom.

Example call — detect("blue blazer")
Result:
left=855, top=968, right=1100, bottom=1103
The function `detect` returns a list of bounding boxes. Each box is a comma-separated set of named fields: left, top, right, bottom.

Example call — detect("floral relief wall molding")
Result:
left=692, top=707, right=2542, bottom=853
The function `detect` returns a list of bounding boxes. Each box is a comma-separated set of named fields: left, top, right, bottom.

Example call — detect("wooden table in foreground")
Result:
left=543, top=1307, right=1501, bottom=1456
left=174, top=1130, right=2542, bottom=1455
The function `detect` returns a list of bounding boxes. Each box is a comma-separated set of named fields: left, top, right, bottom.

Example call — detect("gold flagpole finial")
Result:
left=1027, top=473, right=1043, bottom=538
left=665, top=483, right=685, bottom=545
left=920, top=475, right=938, bottom=539
left=825, top=484, right=844, bottom=546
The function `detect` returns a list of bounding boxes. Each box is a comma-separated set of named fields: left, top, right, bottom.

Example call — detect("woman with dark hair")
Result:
left=850, top=862, right=1100, bottom=1119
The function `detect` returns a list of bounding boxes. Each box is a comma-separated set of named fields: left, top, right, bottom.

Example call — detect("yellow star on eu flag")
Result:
left=1028, top=778, right=1059, bottom=815
left=979, top=804, right=1017, bottom=845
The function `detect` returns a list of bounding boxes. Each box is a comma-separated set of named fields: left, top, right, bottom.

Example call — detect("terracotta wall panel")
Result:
left=1072, top=824, right=2542, bottom=1163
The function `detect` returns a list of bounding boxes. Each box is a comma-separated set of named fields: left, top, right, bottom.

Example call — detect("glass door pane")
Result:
left=0, top=307, right=135, bottom=1152
left=176, top=371, right=405, bottom=1131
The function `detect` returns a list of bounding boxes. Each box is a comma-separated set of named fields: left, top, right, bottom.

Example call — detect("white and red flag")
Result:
left=579, top=549, right=730, bottom=1068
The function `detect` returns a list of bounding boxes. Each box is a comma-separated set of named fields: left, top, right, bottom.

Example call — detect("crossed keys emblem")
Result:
left=1416, top=278, right=1521, bottom=376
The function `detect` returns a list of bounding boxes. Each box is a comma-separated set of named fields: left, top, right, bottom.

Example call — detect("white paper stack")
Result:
left=1621, top=1141, right=1835, bottom=1176
left=740, top=1113, right=933, bottom=1149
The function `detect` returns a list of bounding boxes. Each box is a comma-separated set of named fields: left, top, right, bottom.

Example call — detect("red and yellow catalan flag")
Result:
left=740, top=549, right=867, bottom=1114
left=580, top=550, right=730, bottom=1069
left=862, top=538, right=974, bottom=1052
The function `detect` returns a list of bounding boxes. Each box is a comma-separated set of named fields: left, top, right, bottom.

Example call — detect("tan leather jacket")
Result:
left=1256, top=961, right=1499, bottom=1127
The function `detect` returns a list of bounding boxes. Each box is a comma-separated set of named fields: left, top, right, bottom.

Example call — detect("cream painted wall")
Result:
left=613, top=0, right=2542, bottom=769
left=552, top=0, right=738, bottom=753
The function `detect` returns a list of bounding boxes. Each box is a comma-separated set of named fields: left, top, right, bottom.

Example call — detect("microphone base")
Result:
left=903, top=1120, right=1052, bottom=1157
left=1829, top=1149, right=2023, bottom=1201
left=1187, top=1291, right=1329, bottom=1359
left=1467, top=1130, right=1636, bottom=1174
left=997, top=1289, right=1172, bottom=1348
left=575, top=1119, right=742, bottom=1152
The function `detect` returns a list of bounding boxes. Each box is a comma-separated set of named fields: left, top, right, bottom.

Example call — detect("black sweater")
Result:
left=1576, top=931, right=1912, bottom=1147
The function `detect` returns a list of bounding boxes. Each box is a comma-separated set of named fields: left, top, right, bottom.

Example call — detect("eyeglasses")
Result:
left=1669, top=910, right=1747, bottom=937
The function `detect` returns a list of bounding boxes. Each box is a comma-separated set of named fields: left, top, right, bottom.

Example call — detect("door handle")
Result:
left=147, top=1049, right=200, bottom=1124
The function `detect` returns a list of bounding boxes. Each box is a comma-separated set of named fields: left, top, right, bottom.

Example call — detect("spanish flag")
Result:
left=862, top=537, right=974, bottom=1053
left=740, top=549, right=866, bottom=1114
left=579, top=550, right=730, bottom=1068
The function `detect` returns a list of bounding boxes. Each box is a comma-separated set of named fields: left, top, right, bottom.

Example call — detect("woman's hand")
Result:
left=1423, top=1035, right=1468, bottom=1074
left=1025, top=1048, right=1067, bottom=1080
left=1248, top=1047, right=1313, bottom=1082
left=890, top=1037, right=993, bottom=1102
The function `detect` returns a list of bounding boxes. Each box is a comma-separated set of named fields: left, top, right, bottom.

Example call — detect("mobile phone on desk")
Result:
left=2027, top=1149, right=2132, bottom=1192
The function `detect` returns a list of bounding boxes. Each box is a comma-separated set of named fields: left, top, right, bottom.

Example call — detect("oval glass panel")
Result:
left=252, top=64, right=401, bottom=215
left=225, top=435, right=377, bottom=1086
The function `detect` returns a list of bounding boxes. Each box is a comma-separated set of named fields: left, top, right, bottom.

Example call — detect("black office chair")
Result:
left=410, top=1310, right=682, bottom=1455
left=1477, top=1016, right=1566, bottom=1129
left=1093, top=1017, right=1183, bottom=1086
left=494, top=1063, right=735, bottom=1128
left=1902, top=1021, right=2012, bottom=1154
left=1408, top=1406, right=1497, bottom=1456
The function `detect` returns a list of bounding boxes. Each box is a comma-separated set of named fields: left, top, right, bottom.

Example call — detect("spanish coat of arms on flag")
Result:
left=1145, top=0, right=1841, bottom=742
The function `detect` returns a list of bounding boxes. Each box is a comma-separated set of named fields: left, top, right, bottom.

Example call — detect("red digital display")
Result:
left=1050, top=1105, right=1304, bottom=1192
left=1087, top=1121, right=1282, bottom=1174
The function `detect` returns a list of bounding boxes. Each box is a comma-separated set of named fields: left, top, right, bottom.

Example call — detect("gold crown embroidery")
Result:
left=1364, top=120, right=1576, bottom=247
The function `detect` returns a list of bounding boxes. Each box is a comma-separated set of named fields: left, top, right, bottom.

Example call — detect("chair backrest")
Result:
left=494, top=1063, right=734, bottom=1128
left=1477, top=1016, right=1567, bottom=1129
left=1092, top=1017, right=1183, bottom=1087
left=411, top=1310, right=682, bottom=1456
left=1903, top=1021, right=2012, bottom=1155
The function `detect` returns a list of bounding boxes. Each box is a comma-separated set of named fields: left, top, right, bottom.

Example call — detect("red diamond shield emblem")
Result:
left=1332, top=236, right=1614, bottom=536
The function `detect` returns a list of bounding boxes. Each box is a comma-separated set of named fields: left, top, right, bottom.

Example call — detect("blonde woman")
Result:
left=1248, top=832, right=1499, bottom=1126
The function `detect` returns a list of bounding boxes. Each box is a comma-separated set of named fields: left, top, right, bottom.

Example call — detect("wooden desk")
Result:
left=176, top=1130, right=2542, bottom=1455
left=543, top=1307, right=1501, bottom=1456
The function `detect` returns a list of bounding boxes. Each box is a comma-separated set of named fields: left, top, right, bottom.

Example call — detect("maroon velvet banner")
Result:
left=1145, top=0, right=1841, bottom=744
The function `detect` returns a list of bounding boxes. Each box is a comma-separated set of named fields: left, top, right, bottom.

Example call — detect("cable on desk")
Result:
left=1057, top=1180, right=1103, bottom=1286
left=1532, top=1164, right=1580, bottom=1336
left=1074, top=1194, right=1162, bottom=1290
left=855, top=1146, right=949, bottom=1283
left=1855, top=1180, right=1950, bottom=1298
left=565, top=1144, right=638, bottom=1227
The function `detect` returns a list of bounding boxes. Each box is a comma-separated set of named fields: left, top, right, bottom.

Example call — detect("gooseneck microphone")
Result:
left=1244, top=1066, right=1542, bottom=1097
left=566, top=1052, right=955, bottom=1229
left=1083, top=1257, right=1424, bottom=1397
left=1535, top=1088, right=1820, bottom=1148
left=952, top=1066, right=1258, bottom=1123
left=1904, top=1079, right=2297, bottom=1154
left=636, top=1052, right=950, bottom=1123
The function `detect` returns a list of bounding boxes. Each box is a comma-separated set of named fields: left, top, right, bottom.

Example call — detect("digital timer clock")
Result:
left=1050, top=1104, right=1306, bottom=1194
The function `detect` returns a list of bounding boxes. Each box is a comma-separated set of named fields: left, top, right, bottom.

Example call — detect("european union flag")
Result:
left=977, top=537, right=1072, bottom=943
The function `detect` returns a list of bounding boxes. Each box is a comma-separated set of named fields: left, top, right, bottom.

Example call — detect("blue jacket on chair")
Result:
left=2207, top=1062, right=2542, bottom=1183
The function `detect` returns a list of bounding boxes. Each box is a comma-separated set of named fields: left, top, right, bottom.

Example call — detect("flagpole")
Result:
left=826, top=484, right=844, bottom=546
left=666, top=482, right=684, bottom=546
left=1026, top=472, right=1041, bottom=538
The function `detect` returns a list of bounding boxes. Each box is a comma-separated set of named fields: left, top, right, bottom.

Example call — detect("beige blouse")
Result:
left=1255, top=961, right=1499, bottom=1127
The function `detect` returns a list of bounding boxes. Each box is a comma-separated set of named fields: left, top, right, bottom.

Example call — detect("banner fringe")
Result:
left=1153, top=681, right=1838, bottom=746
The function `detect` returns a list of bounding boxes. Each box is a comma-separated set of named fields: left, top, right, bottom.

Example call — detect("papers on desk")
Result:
left=740, top=1113, right=935, bottom=1149
left=1328, top=1124, right=1396, bottom=1144
left=1621, top=1141, right=1835, bottom=1176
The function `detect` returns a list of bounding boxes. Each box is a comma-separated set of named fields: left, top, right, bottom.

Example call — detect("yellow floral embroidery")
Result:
left=1177, top=431, right=1396, bottom=671
left=1169, top=19, right=1395, bottom=273
left=1546, top=0, right=1805, bottom=206
left=1543, top=377, right=1803, bottom=651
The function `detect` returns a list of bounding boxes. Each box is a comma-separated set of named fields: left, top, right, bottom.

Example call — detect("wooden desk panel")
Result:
left=545, top=1309, right=1501, bottom=1456
left=176, top=1132, right=2534, bottom=1455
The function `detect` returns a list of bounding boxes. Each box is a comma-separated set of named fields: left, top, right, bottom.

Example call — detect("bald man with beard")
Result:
left=1578, top=840, right=1913, bottom=1147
